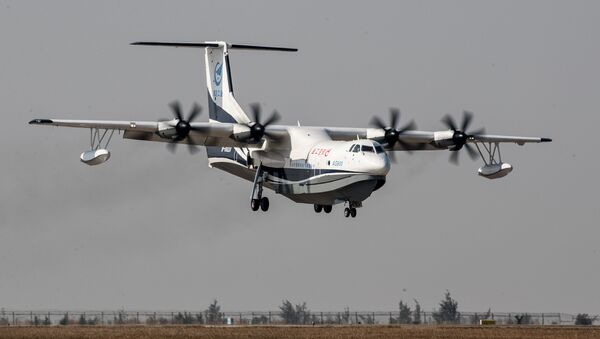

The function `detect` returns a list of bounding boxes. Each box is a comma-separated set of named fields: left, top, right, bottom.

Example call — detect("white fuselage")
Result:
left=227, top=131, right=391, bottom=205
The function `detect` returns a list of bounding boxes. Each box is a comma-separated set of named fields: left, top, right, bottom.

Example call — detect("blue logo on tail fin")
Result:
left=214, top=62, right=222, bottom=86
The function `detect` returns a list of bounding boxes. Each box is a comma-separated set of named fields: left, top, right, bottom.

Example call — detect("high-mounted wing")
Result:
left=323, top=125, right=549, bottom=147
left=469, top=134, right=552, bottom=144
left=29, top=101, right=282, bottom=152
left=29, top=118, right=257, bottom=148
left=323, top=109, right=551, bottom=152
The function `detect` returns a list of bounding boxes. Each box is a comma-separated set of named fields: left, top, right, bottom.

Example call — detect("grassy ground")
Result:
left=1, top=325, right=599, bottom=339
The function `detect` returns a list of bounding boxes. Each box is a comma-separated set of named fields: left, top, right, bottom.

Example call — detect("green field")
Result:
left=1, top=325, right=599, bottom=339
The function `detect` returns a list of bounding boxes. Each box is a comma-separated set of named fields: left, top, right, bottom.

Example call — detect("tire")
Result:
left=323, top=205, right=332, bottom=214
left=350, top=208, right=357, bottom=218
left=251, top=199, right=260, bottom=211
left=314, top=204, right=323, bottom=213
left=260, top=197, right=270, bottom=212
left=344, top=208, right=350, bottom=218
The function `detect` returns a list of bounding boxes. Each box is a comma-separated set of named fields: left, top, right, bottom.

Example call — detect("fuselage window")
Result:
left=361, top=145, right=375, bottom=153
left=375, top=145, right=385, bottom=154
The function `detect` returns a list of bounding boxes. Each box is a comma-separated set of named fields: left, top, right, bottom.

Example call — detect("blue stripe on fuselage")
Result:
left=262, top=165, right=355, bottom=182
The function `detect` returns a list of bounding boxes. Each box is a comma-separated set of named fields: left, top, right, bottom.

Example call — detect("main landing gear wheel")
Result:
left=260, top=197, right=269, bottom=212
left=314, top=204, right=332, bottom=214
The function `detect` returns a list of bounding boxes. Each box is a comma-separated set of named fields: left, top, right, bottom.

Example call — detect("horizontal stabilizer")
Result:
left=131, top=41, right=297, bottom=52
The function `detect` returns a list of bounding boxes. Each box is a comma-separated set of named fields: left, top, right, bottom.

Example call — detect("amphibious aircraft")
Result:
left=30, top=41, right=551, bottom=218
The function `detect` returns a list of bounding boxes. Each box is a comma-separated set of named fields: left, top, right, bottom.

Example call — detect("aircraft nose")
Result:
left=368, top=154, right=390, bottom=175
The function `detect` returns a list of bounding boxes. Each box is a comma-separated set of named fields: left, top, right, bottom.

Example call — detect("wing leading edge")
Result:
left=28, top=118, right=258, bottom=148
left=29, top=118, right=551, bottom=150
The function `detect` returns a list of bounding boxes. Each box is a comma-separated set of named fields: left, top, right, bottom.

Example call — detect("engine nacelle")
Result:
left=156, top=121, right=177, bottom=139
left=478, top=162, right=512, bottom=179
left=80, top=149, right=110, bottom=166
left=433, top=130, right=456, bottom=148
left=231, top=124, right=252, bottom=142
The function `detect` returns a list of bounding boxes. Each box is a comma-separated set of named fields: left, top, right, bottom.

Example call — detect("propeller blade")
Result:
left=170, top=101, right=183, bottom=121
left=449, top=150, right=460, bottom=165
left=370, top=116, right=387, bottom=129
left=187, top=143, right=200, bottom=155
left=249, top=103, right=261, bottom=123
left=399, top=120, right=416, bottom=132
left=263, top=111, right=281, bottom=126
left=442, top=114, right=458, bottom=131
left=187, top=103, right=202, bottom=122
left=464, top=143, right=478, bottom=160
left=461, top=110, right=473, bottom=132
left=388, top=150, right=397, bottom=163
left=166, top=142, right=177, bottom=154
left=397, top=139, right=414, bottom=154
left=389, top=108, right=400, bottom=129
left=190, top=125, right=207, bottom=133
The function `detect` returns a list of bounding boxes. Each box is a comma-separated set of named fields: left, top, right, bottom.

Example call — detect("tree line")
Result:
left=1, top=292, right=597, bottom=325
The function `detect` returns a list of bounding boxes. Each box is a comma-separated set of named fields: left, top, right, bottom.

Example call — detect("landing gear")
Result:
left=251, top=197, right=269, bottom=212
left=260, top=197, right=269, bottom=211
left=314, top=204, right=332, bottom=214
left=343, top=201, right=361, bottom=218
left=344, top=207, right=357, bottom=218
left=250, top=163, right=270, bottom=212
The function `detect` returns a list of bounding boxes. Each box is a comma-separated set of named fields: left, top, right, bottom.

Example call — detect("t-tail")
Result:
left=131, top=41, right=297, bottom=166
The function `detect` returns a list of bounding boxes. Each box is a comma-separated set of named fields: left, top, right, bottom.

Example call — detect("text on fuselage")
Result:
left=311, top=148, right=331, bottom=156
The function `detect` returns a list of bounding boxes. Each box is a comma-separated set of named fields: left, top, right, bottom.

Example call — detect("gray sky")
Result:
left=1, top=0, right=599, bottom=313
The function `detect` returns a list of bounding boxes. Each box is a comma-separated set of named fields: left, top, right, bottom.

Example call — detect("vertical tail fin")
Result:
left=131, top=40, right=296, bottom=125
left=204, top=43, right=251, bottom=124
left=130, top=41, right=297, bottom=166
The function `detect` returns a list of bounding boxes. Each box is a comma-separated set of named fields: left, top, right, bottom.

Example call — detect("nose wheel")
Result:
left=343, top=201, right=360, bottom=218
left=344, top=207, right=357, bottom=218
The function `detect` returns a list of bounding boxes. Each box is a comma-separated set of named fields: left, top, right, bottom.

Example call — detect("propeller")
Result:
left=246, top=103, right=281, bottom=142
left=166, top=101, right=203, bottom=154
left=440, top=110, right=485, bottom=165
left=370, top=108, right=418, bottom=162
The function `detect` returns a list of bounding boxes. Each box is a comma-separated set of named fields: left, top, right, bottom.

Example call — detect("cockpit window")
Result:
left=361, top=145, right=374, bottom=153
left=375, top=145, right=385, bottom=154
left=352, top=144, right=361, bottom=153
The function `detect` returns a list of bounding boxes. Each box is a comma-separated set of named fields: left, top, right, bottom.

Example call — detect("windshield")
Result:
left=361, top=145, right=374, bottom=153
left=375, top=145, right=385, bottom=154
